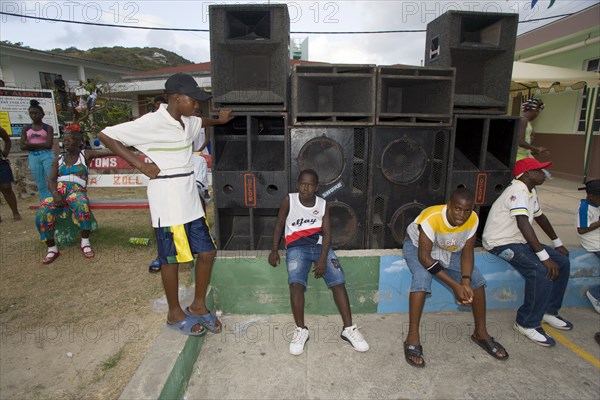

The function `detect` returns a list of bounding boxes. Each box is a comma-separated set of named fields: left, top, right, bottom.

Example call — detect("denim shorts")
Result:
left=286, top=245, right=345, bottom=288
left=403, top=238, right=486, bottom=293
left=155, top=216, right=216, bottom=265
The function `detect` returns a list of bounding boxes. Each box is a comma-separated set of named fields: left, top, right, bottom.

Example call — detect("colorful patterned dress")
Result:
left=36, top=152, right=94, bottom=242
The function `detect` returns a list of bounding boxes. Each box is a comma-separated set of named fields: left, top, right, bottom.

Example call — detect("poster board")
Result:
left=0, top=88, right=60, bottom=139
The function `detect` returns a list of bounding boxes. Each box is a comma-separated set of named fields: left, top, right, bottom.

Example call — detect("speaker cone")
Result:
left=381, top=137, right=427, bottom=184
left=298, top=137, right=344, bottom=185
left=329, top=201, right=358, bottom=248
left=390, top=203, right=426, bottom=246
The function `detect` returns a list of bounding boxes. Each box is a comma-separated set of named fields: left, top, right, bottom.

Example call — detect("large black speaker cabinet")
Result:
left=209, top=4, right=289, bottom=110
left=292, top=64, right=376, bottom=126
left=212, top=113, right=289, bottom=251
left=290, top=127, right=369, bottom=249
left=424, top=11, right=518, bottom=114
left=367, top=128, right=449, bottom=249
left=446, top=115, right=519, bottom=206
left=376, top=66, right=455, bottom=126
left=212, top=113, right=288, bottom=209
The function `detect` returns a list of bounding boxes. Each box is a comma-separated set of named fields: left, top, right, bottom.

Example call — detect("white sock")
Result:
left=47, top=245, right=58, bottom=253
left=81, top=238, right=91, bottom=250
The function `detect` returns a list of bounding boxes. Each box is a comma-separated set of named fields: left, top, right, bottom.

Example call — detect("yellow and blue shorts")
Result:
left=155, top=216, right=216, bottom=265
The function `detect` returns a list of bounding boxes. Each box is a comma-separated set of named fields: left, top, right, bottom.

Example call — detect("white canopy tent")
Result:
left=511, top=61, right=600, bottom=180
left=511, top=61, right=599, bottom=94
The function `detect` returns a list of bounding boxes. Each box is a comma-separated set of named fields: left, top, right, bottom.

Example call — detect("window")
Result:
left=39, top=72, right=58, bottom=90
left=578, top=58, right=600, bottom=132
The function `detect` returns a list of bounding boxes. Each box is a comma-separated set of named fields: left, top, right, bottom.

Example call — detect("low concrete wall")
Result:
left=209, top=249, right=600, bottom=315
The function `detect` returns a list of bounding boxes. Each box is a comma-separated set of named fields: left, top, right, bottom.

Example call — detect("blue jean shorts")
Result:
left=155, top=216, right=216, bottom=265
left=286, top=245, right=345, bottom=288
left=403, top=238, right=486, bottom=293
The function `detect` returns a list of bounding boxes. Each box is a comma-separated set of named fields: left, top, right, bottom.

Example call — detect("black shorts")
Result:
left=0, top=160, right=14, bottom=184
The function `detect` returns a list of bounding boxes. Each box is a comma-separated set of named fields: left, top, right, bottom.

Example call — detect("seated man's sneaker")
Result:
left=514, top=323, right=556, bottom=347
left=542, top=314, right=573, bottom=330
left=341, top=324, right=369, bottom=352
left=586, top=290, right=600, bottom=314
left=289, top=326, right=309, bottom=355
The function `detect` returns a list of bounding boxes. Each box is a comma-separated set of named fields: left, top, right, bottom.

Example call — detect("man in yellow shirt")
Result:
left=402, top=188, right=508, bottom=368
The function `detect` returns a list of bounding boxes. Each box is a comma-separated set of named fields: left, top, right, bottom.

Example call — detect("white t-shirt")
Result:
left=482, top=179, right=542, bottom=250
left=577, top=199, right=600, bottom=252
left=102, top=104, right=204, bottom=227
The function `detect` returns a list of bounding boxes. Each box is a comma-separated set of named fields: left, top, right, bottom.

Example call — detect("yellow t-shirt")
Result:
left=406, top=205, right=479, bottom=266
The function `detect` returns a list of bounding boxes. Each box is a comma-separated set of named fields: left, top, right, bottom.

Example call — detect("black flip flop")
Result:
left=471, top=335, right=509, bottom=360
left=595, top=332, right=600, bottom=346
left=404, top=342, right=425, bottom=368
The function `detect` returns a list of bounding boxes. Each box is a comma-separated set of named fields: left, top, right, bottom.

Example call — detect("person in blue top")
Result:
left=269, top=169, right=369, bottom=355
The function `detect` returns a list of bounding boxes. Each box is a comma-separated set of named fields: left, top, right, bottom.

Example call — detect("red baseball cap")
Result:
left=513, top=158, right=552, bottom=178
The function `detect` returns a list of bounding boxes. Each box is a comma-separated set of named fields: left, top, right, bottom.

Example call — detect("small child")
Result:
left=577, top=179, right=600, bottom=260
left=98, top=73, right=233, bottom=336
left=269, top=169, right=369, bottom=355
left=577, top=179, right=600, bottom=345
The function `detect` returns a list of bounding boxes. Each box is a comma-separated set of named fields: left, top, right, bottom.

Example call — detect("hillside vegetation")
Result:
left=49, top=46, right=194, bottom=70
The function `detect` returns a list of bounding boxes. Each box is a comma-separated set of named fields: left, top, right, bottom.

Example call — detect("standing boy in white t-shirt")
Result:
left=98, top=73, right=233, bottom=336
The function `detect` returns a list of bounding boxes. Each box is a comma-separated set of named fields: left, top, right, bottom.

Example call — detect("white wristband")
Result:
left=536, top=249, right=550, bottom=261
left=552, top=238, right=563, bottom=248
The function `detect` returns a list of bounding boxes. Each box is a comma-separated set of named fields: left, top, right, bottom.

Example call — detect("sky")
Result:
left=1, top=0, right=598, bottom=67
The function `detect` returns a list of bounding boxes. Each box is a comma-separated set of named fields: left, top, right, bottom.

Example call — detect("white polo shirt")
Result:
left=482, top=179, right=542, bottom=250
left=102, top=104, right=204, bottom=227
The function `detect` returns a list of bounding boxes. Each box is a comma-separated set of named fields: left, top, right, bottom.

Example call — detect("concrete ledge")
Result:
left=119, top=289, right=213, bottom=400
left=119, top=325, right=191, bottom=400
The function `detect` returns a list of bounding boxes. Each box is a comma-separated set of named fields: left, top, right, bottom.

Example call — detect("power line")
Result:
left=0, top=11, right=576, bottom=34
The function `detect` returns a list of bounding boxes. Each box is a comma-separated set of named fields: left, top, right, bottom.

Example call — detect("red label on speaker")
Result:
left=475, top=173, right=487, bottom=205
left=244, top=173, right=257, bottom=207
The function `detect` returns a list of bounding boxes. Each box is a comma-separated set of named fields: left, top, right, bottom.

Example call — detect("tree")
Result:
left=63, top=76, right=132, bottom=145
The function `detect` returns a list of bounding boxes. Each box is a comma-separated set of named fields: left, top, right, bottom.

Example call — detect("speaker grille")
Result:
left=353, top=128, right=367, bottom=193
left=370, top=196, right=386, bottom=249
left=297, top=137, right=345, bottom=185
left=329, top=201, right=358, bottom=248
left=390, top=203, right=426, bottom=246
left=431, top=130, right=447, bottom=191
left=381, top=138, right=427, bottom=184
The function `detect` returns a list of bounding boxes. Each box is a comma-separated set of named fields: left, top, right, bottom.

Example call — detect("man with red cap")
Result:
left=482, top=158, right=572, bottom=347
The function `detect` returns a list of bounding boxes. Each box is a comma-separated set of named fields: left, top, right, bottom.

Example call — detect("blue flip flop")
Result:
left=166, top=314, right=207, bottom=336
left=184, top=307, right=222, bottom=333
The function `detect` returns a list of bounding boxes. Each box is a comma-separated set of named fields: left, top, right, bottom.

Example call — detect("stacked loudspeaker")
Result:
left=210, top=4, right=289, bottom=250
left=290, top=63, right=456, bottom=249
left=210, top=6, right=520, bottom=250
left=425, top=11, right=520, bottom=239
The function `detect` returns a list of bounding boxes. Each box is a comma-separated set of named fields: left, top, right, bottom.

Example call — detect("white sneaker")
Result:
left=587, top=290, right=600, bottom=314
left=542, top=314, right=573, bottom=330
left=341, top=324, right=369, bottom=352
left=289, top=326, right=309, bottom=355
left=514, top=323, right=555, bottom=347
